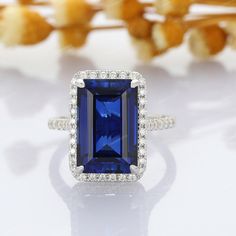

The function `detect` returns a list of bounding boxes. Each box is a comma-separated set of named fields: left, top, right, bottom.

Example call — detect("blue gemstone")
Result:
left=77, top=79, right=138, bottom=174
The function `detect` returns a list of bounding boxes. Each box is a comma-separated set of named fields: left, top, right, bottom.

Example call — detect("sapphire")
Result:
left=77, top=79, right=138, bottom=173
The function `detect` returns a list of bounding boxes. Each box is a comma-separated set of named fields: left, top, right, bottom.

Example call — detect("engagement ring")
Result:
left=49, top=70, right=175, bottom=182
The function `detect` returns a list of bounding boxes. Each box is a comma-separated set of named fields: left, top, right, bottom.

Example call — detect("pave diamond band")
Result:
left=48, top=117, right=70, bottom=131
left=48, top=70, right=175, bottom=182
left=146, top=115, right=175, bottom=131
left=48, top=115, right=175, bottom=131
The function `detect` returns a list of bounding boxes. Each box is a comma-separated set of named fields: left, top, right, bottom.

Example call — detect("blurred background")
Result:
left=0, top=1, right=236, bottom=236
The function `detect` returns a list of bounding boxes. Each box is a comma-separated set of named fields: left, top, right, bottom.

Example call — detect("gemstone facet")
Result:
left=77, top=79, right=138, bottom=174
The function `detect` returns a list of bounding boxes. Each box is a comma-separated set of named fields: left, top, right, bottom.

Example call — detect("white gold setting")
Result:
left=48, top=70, right=175, bottom=182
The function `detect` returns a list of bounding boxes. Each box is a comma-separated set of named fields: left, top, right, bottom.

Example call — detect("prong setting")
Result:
left=69, top=70, right=147, bottom=182
left=76, top=165, right=84, bottom=174
left=130, top=165, right=139, bottom=175
left=131, top=79, right=139, bottom=88
left=76, top=79, right=85, bottom=88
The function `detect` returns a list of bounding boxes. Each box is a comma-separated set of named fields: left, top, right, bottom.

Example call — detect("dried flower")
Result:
left=131, top=37, right=161, bottom=61
left=0, top=0, right=235, bottom=60
left=0, top=6, right=52, bottom=46
left=58, top=25, right=90, bottom=48
left=103, top=0, right=143, bottom=20
left=155, top=0, right=191, bottom=16
left=152, top=19, right=185, bottom=50
left=225, top=21, right=236, bottom=49
left=127, top=17, right=152, bottom=39
left=18, top=0, right=33, bottom=4
left=51, top=0, right=94, bottom=26
left=188, top=25, right=227, bottom=58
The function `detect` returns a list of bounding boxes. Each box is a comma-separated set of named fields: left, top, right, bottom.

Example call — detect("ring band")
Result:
left=48, top=115, right=175, bottom=131
left=49, top=70, right=175, bottom=182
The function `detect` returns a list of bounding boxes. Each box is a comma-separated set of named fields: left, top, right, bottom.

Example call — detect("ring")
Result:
left=48, top=70, right=175, bottom=182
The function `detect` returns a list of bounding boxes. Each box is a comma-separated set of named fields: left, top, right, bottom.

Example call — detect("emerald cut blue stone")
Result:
left=77, top=79, right=138, bottom=174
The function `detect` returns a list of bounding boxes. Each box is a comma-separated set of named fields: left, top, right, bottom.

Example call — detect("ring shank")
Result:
left=48, top=115, right=175, bottom=131
left=146, top=115, right=175, bottom=131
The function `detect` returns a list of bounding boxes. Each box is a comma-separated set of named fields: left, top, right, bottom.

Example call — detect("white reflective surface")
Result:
left=0, top=32, right=236, bottom=236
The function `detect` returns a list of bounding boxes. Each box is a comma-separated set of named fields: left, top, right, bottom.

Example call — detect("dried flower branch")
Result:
left=0, top=0, right=236, bottom=60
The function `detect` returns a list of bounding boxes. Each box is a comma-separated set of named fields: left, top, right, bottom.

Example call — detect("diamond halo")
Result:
left=69, top=70, right=147, bottom=182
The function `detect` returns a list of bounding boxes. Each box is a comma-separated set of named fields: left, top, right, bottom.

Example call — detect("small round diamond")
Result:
left=139, top=140, right=145, bottom=147
left=111, top=174, right=116, bottom=181
left=131, top=174, right=137, bottom=181
left=119, top=71, right=127, bottom=79
left=139, top=138, right=145, bottom=145
left=70, top=138, right=76, bottom=144
left=139, top=120, right=146, bottom=129
left=89, top=174, right=96, bottom=181
left=100, top=71, right=107, bottom=79
left=139, top=158, right=146, bottom=165
left=100, top=174, right=106, bottom=181
left=140, top=78, right=146, bottom=86
left=139, top=167, right=145, bottom=174
left=71, top=78, right=77, bottom=85
left=139, top=158, right=146, bottom=169
left=105, top=174, right=111, bottom=181
left=139, top=98, right=146, bottom=105
left=70, top=118, right=76, bottom=124
left=139, top=89, right=146, bottom=97
left=73, top=73, right=79, bottom=79
left=110, top=71, right=117, bottom=79
left=71, top=98, right=76, bottom=104
left=70, top=88, right=77, bottom=95
left=70, top=129, right=76, bottom=135
left=127, top=175, right=133, bottom=181
left=70, top=124, right=75, bottom=130
left=130, top=72, right=141, bottom=80
left=70, top=103, right=76, bottom=108
left=140, top=128, right=146, bottom=136
left=71, top=109, right=76, bottom=115
left=117, top=174, right=124, bottom=181
left=70, top=162, right=76, bottom=169
left=140, top=118, right=146, bottom=124
left=89, top=71, right=97, bottom=79
left=139, top=148, right=145, bottom=156
left=140, top=109, right=147, bottom=116
left=80, top=174, right=87, bottom=181
left=79, top=71, right=87, bottom=79
left=71, top=148, right=76, bottom=154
